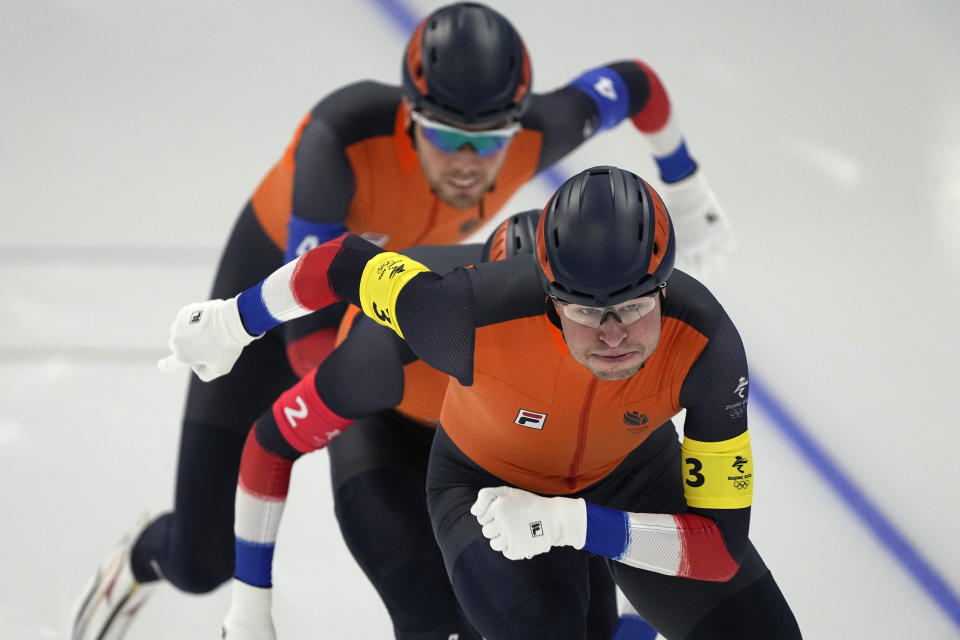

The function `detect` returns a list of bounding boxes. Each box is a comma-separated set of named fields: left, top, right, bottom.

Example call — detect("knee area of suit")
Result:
left=685, top=572, right=802, bottom=640
left=501, top=591, right=586, bottom=640
left=450, top=544, right=588, bottom=640
left=333, top=469, right=429, bottom=535
left=377, top=560, right=473, bottom=636
left=161, top=537, right=234, bottom=594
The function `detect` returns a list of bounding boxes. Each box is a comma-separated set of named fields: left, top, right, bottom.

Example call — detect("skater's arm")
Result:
left=160, top=234, right=483, bottom=385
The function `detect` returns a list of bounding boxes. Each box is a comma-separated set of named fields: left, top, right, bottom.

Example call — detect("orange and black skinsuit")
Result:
left=131, top=60, right=678, bottom=598
left=270, top=235, right=802, bottom=639
left=243, top=243, right=620, bottom=639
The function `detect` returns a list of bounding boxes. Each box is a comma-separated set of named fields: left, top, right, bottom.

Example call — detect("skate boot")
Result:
left=72, top=516, right=158, bottom=640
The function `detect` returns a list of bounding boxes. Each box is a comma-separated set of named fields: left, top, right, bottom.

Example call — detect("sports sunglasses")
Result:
left=410, top=110, right=521, bottom=157
left=554, top=294, right=659, bottom=328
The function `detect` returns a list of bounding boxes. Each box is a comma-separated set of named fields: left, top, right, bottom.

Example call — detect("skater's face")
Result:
left=554, top=292, right=664, bottom=381
left=406, top=104, right=517, bottom=209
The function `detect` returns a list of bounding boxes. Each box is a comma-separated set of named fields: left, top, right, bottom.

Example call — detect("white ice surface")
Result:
left=2, top=1, right=959, bottom=638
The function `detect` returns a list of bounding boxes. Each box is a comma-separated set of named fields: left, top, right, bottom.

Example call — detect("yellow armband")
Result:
left=358, top=252, right=431, bottom=338
left=681, top=431, right=753, bottom=509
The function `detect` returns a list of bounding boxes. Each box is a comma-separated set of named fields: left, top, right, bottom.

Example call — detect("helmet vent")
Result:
left=552, top=228, right=560, bottom=248
left=653, top=241, right=660, bottom=255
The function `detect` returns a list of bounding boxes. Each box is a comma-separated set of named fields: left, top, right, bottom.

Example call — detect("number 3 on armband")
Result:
left=684, top=457, right=705, bottom=487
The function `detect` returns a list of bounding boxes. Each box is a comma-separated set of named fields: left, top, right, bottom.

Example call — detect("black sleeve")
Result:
left=316, top=244, right=488, bottom=405
left=290, top=116, right=355, bottom=223
left=291, top=81, right=401, bottom=223
left=281, top=243, right=486, bottom=349
left=390, top=254, right=547, bottom=381
left=524, top=60, right=652, bottom=172
left=313, top=314, right=409, bottom=419
left=608, top=61, right=654, bottom=116
left=328, top=238, right=545, bottom=386
left=677, top=308, right=752, bottom=561
left=401, top=243, right=485, bottom=273
left=466, top=254, right=547, bottom=327
left=393, top=268, right=478, bottom=386
left=678, top=311, right=749, bottom=443
left=523, top=86, right=598, bottom=173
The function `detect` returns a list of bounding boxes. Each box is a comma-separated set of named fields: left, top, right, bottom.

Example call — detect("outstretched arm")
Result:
left=533, top=59, right=733, bottom=278
left=160, top=234, right=481, bottom=384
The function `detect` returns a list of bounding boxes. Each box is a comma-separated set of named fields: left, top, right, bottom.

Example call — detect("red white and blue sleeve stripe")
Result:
left=234, top=430, right=292, bottom=588
left=233, top=371, right=355, bottom=588
left=583, top=504, right=740, bottom=582
left=236, top=238, right=348, bottom=336
left=628, top=60, right=697, bottom=183
left=570, top=60, right=697, bottom=184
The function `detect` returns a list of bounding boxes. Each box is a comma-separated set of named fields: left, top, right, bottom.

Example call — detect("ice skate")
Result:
left=72, top=517, right=157, bottom=640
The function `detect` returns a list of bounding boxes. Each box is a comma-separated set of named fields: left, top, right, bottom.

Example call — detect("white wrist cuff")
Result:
left=223, top=296, right=260, bottom=346
left=230, top=578, right=272, bottom=610
left=558, top=497, right=588, bottom=549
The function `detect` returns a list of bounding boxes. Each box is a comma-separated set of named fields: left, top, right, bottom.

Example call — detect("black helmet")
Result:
left=481, top=209, right=540, bottom=262
left=402, top=2, right=532, bottom=126
left=535, top=166, right=675, bottom=307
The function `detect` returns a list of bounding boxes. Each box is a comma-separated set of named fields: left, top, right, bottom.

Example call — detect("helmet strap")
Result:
left=406, top=119, right=418, bottom=150
left=544, top=297, right=564, bottom=332
left=401, top=98, right=418, bottom=150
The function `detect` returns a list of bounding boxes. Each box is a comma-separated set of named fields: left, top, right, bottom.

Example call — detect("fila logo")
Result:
left=734, top=376, right=749, bottom=399
left=623, top=411, right=648, bottom=427
left=593, top=76, right=618, bottom=101
left=189, top=310, right=202, bottom=324
left=515, top=409, right=547, bottom=429
left=283, top=396, right=309, bottom=428
left=529, top=521, right=544, bottom=537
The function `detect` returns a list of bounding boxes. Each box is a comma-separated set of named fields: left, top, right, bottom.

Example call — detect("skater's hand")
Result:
left=659, top=169, right=734, bottom=281
left=471, top=486, right=586, bottom=560
left=221, top=579, right=276, bottom=640
left=158, top=296, right=258, bottom=382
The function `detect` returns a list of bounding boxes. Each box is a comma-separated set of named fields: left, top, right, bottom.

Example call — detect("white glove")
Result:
left=157, top=296, right=259, bottom=382
left=221, top=579, right=276, bottom=640
left=658, top=170, right=734, bottom=280
left=470, top=486, right=587, bottom=561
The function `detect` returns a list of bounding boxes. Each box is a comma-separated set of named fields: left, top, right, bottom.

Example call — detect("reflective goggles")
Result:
left=554, top=293, right=659, bottom=328
left=410, top=110, right=521, bottom=157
